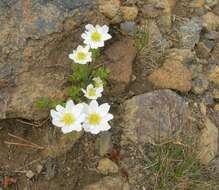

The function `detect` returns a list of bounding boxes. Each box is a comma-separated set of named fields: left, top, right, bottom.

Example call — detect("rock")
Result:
left=208, top=65, right=219, bottom=85
left=41, top=131, right=82, bottom=158
left=212, top=43, right=219, bottom=61
left=36, top=164, right=44, bottom=174
left=192, top=75, right=209, bottom=95
left=203, top=92, right=215, bottom=105
left=141, top=4, right=160, bottom=18
left=120, top=89, right=194, bottom=189
left=157, top=0, right=174, bottom=32
left=213, top=3, right=219, bottom=15
left=205, top=0, right=219, bottom=7
left=196, top=40, right=215, bottom=58
left=202, top=12, right=219, bottom=31
left=95, top=132, right=113, bottom=156
left=97, top=158, right=119, bottom=174
left=26, top=170, right=35, bottom=179
left=197, top=118, right=218, bottom=164
left=83, top=176, right=130, bottom=190
left=44, top=158, right=57, bottom=180
left=121, top=6, right=138, bottom=21
left=0, top=0, right=93, bottom=120
left=120, top=21, right=136, bottom=36
left=204, top=31, right=219, bottom=40
left=121, top=89, right=191, bottom=145
left=214, top=104, right=219, bottom=111
left=178, top=17, right=203, bottom=49
left=103, top=37, right=136, bottom=95
left=189, top=0, right=205, bottom=8
left=213, top=89, right=219, bottom=99
left=99, top=0, right=121, bottom=19
left=148, top=49, right=194, bottom=93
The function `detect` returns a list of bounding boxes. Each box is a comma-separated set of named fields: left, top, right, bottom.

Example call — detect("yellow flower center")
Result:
left=62, top=113, right=75, bottom=126
left=77, top=52, right=86, bottom=61
left=94, top=80, right=103, bottom=88
left=88, top=113, right=101, bottom=125
left=88, top=88, right=96, bottom=97
left=91, top=32, right=101, bottom=42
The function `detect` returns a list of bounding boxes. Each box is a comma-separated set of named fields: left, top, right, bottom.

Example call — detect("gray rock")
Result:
left=120, top=89, right=195, bottom=189
left=0, top=0, right=93, bottom=120
left=121, top=89, right=190, bottom=146
left=97, top=158, right=119, bottom=175
left=26, top=170, right=35, bottom=179
left=95, top=132, right=113, bottom=156
left=203, top=92, right=214, bottom=105
left=120, top=21, right=136, bottom=36
left=178, top=17, right=203, bottom=49
left=197, top=117, right=218, bottom=164
left=205, top=0, right=219, bottom=7
left=192, top=75, right=209, bottom=95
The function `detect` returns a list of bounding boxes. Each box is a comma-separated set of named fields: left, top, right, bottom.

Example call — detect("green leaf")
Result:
left=36, top=96, right=50, bottom=109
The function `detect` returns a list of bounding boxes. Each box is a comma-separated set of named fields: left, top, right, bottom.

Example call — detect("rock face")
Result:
left=148, top=49, right=194, bottom=93
left=0, top=0, right=93, bottom=120
left=120, top=89, right=193, bottom=189
left=103, top=37, right=136, bottom=95
left=178, top=18, right=203, bottom=49
left=197, top=118, right=218, bottom=164
left=97, top=158, right=119, bottom=175
left=121, top=89, right=190, bottom=145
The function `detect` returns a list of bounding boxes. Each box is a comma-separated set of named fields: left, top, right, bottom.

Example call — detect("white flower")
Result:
left=50, top=100, right=85, bottom=134
left=81, top=24, right=112, bottom=49
left=93, top=77, right=104, bottom=89
left=83, top=100, right=113, bottom=134
left=82, top=84, right=103, bottom=100
left=69, top=45, right=92, bottom=64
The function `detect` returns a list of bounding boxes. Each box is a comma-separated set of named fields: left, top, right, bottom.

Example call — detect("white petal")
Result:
left=101, top=25, right=109, bottom=33
left=89, top=100, right=99, bottom=111
left=69, top=53, right=75, bottom=60
left=81, top=33, right=88, bottom=40
left=96, top=87, right=103, bottom=93
left=76, top=113, right=86, bottom=124
left=102, top=32, right=112, bottom=40
left=102, top=113, right=114, bottom=122
left=84, top=45, right=90, bottom=51
left=87, top=84, right=94, bottom=90
left=77, top=45, right=84, bottom=51
left=85, top=24, right=96, bottom=32
left=86, top=125, right=101, bottom=134
left=72, top=103, right=83, bottom=117
left=98, top=103, right=110, bottom=115
left=71, top=124, right=83, bottom=132
left=101, top=122, right=111, bottom=131
left=50, top=110, right=61, bottom=119
left=52, top=119, right=63, bottom=128
left=56, top=105, right=65, bottom=112
left=66, top=100, right=75, bottom=111
left=61, top=126, right=74, bottom=134
left=82, top=89, right=87, bottom=94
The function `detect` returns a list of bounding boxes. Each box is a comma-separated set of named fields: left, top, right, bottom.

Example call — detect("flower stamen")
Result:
left=91, top=32, right=101, bottom=42
left=62, top=113, right=75, bottom=126
left=88, top=113, right=101, bottom=125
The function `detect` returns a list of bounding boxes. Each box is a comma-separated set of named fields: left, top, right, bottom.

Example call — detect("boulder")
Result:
left=0, top=0, right=93, bottom=120
left=148, top=49, right=194, bottom=93
left=197, top=118, right=218, bottom=164
left=103, top=37, right=136, bottom=95
left=121, top=89, right=191, bottom=145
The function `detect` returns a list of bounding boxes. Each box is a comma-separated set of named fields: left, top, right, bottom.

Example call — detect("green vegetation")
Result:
left=144, top=141, right=218, bottom=190
left=134, top=26, right=149, bottom=53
